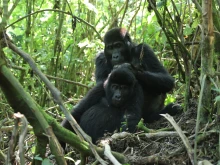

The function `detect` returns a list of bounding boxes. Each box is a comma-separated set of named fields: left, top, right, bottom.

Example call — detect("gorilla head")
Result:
left=104, top=65, right=136, bottom=107
left=104, top=28, right=134, bottom=66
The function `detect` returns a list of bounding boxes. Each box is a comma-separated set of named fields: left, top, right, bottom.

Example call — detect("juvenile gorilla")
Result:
left=79, top=66, right=144, bottom=142
left=62, top=66, right=143, bottom=143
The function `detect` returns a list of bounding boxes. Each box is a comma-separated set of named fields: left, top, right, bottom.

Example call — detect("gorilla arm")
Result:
left=61, top=83, right=105, bottom=131
left=95, top=51, right=112, bottom=83
left=121, top=83, right=144, bottom=132
left=136, top=71, right=174, bottom=94
left=132, top=44, right=175, bottom=94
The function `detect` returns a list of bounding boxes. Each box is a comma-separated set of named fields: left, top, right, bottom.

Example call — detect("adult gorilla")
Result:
left=95, top=28, right=176, bottom=122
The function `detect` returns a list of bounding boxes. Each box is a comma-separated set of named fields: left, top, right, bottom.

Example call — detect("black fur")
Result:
left=79, top=67, right=144, bottom=142
left=60, top=27, right=178, bottom=146
left=95, top=28, right=176, bottom=122
left=62, top=67, right=143, bottom=143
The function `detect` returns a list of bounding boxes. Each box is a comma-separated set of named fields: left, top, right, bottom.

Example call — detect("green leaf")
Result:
left=157, top=0, right=166, bottom=8
left=31, top=146, right=36, bottom=153
left=215, top=96, right=220, bottom=102
left=165, top=94, right=176, bottom=105
left=34, top=155, right=43, bottom=161
left=184, top=24, right=193, bottom=36
left=42, top=158, right=53, bottom=165
left=212, top=88, right=220, bottom=93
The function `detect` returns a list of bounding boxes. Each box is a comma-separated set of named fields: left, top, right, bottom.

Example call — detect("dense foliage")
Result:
left=0, top=0, right=219, bottom=164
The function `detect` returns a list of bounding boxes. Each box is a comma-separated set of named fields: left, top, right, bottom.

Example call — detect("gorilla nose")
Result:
left=112, top=52, right=120, bottom=59
left=113, top=55, right=119, bottom=60
left=115, top=95, right=121, bottom=100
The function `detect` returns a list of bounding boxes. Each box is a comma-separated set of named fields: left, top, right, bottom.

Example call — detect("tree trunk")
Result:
left=200, top=0, right=214, bottom=123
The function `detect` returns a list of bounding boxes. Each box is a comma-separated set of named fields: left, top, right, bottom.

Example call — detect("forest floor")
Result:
left=66, top=99, right=219, bottom=165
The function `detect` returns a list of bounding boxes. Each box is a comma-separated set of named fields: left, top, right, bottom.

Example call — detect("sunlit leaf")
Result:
left=78, top=38, right=89, bottom=48
left=184, top=24, right=193, bottom=36
left=83, top=0, right=98, bottom=13
left=215, top=96, right=220, bottom=102
left=165, top=94, right=176, bottom=105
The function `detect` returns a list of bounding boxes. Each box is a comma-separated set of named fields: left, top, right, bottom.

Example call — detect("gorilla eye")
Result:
left=121, top=85, right=128, bottom=90
left=111, top=84, right=118, bottom=90
left=114, top=42, right=123, bottom=48
left=106, top=45, right=113, bottom=50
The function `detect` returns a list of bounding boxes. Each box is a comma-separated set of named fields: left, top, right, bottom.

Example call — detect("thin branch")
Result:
left=8, top=65, right=90, bottom=88
left=0, top=125, right=32, bottom=132
left=7, top=42, right=107, bottom=165
left=191, top=0, right=202, bottom=13
left=5, top=9, right=103, bottom=41
left=15, top=113, right=28, bottom=165
left=104, top=144, right=121, bottom=165
left=46, top=75, right=90, bottom=89
left=144, top=131, right=187, bottom=138
left=119, top=0, right=129, bottom=27
left=128, top=0, right=142, bottom=32
left=6, top=117, right=19, bottom=164
left=1, top=0, right=9, bottom=28
left=161, top=114, right=195, bottom=165
left=148, top=0, right=185, bottom=81
left=8, top=0, right=20, bottom=18
left=194, top=74, right=206, bottom=164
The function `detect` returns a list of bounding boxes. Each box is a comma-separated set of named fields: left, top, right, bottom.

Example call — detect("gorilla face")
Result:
left=104, top=67, right=136, bottom=107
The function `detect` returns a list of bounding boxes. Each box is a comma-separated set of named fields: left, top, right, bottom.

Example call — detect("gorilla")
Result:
left=79, top=66, right=144, bottom=142
left=95, top=27, right=176, bottom=122
left=61, top=28, right=178, bottom=146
